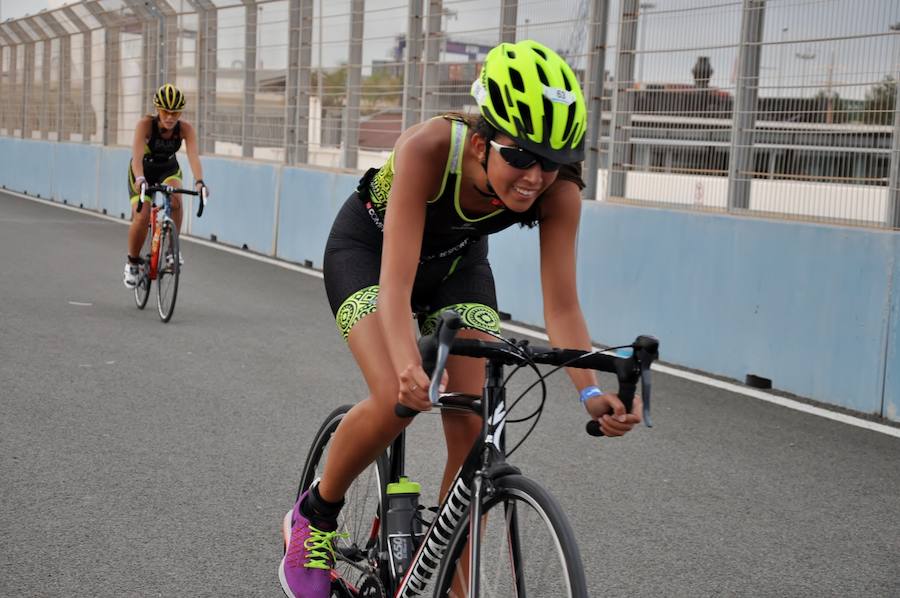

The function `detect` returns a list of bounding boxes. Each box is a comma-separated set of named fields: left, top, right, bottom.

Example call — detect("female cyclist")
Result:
left=280, top=40, right=642, bottom=598
left=123, top=83, right=208, bottom=288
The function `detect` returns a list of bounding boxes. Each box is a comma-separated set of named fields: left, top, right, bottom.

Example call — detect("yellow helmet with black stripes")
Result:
left=153, top=83, right=185, bottom=111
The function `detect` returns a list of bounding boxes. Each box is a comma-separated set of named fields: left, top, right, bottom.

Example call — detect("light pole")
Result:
left=795, top=51, right=815, bottom=98
left=637, top=2, right=655, bottom=86
left=776, top=27, right=788, bottom=100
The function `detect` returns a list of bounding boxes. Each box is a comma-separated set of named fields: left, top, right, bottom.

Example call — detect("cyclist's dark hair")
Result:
left=442, top=112, right=542, bottom=228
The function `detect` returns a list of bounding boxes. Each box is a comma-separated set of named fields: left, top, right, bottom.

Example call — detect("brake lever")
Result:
left=634, top=335, right=659, bottom=428
left=640, top=366, right=653, bottom=428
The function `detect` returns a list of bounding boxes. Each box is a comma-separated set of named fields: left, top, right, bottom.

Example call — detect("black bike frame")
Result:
left=387, top=357, right=517, bottom=598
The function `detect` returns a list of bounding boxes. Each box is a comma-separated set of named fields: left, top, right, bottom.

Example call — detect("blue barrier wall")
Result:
left=96, top=147, right=132, bottom=218
left=0, top=137, right=54, bottom=199
left=184, top=157, right=279, bottom=254
left=51, top=143, right=101, bottom=208
left=277, top=167, right=357, bottom=268
left=2, top=138, right=897, bottom=421
left=572, top=204, right=895, bottom=416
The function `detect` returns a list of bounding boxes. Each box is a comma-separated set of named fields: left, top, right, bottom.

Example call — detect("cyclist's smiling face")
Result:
left=157, top=108, right=182, bottom=130
left=479, top=133, right=559, bottom=212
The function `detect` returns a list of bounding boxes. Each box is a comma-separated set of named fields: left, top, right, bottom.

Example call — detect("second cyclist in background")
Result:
left=123, top=83, right=209, bottom=288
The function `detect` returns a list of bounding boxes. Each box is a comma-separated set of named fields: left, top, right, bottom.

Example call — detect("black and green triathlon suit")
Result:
left=127, top=117, right=184, bottom=203
left=323, top=116, right=584, bottom=341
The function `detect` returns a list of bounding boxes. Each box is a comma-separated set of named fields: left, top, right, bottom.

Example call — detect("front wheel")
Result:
left=134, top=223, right=152, bottom=309
left=296, top=405, right=390, bottom=595
left=156, top=222, right=179, bottom=322
left=433, top=474, right=589, bottom=598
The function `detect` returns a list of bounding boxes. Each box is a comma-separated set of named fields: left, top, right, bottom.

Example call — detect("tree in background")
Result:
left=863, top=76, right=897, bottom=125
left=312, top=66, right=402, bottom=109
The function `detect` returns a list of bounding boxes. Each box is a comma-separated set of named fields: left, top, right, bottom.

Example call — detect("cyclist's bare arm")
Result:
left=131, top=116, right=152, bottom=180
left=538, top=178, right=641, bottom=436
left=380, top=121, right=450, bottom=411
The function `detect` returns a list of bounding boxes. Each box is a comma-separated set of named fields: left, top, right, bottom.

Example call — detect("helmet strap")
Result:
left=475, top=144, right=504, bottom=208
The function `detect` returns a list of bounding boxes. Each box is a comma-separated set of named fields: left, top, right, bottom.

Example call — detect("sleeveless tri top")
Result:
left=364, top=118, right=525, bottom=257
left=144, top=117, right=182, bottom=164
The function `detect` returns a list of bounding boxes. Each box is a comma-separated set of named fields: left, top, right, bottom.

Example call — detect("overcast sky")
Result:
left=2, top=0, right=898, bottom=100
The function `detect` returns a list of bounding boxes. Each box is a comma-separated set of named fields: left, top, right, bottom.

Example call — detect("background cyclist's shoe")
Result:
left=123, top=262, right=140, bottom=288
left=164, top=252, right=184, bottom=269
left=279, top=490, right=343, bottom=598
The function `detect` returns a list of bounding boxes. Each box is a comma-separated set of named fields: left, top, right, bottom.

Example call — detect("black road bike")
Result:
left=295, top=311, right=658, bottom=597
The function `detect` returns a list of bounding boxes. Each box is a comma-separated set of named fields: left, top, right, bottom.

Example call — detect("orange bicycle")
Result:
left=133, top=183, right=206, bottom=322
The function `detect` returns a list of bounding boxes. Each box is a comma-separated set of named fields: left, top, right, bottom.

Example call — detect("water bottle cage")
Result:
left=411, top=505, right=438, bottom=548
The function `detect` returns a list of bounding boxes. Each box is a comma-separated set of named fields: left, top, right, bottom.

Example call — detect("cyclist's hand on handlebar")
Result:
left=584, top=393, right=642, bottom=437
left=397, top=363, right=447, bottom=412
left=195, top=180, right=209, bottom=197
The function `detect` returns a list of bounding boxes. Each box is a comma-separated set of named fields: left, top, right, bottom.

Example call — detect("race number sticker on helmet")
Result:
left=543, top=86, right=577, bottom=105
left=470, top=79, right=488, bottom=108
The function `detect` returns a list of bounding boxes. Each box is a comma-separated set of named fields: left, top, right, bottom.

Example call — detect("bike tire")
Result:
left=433, top=473, right=589, bottom=598
left=296, top=405, right=391, bottom=596
left=156, top=222, right=180, bottom=322
left=133, top=224, right=152, bottom=309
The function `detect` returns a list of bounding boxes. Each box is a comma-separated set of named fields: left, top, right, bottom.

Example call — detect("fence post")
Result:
left=727, top=0, right=766, bottom=211
left=61, top=7, right=92, bottom=143
left=0, top=28, right=14, bottom=135
left=41, top=32, right=51, bottom=140
left=186, top=0, right=218, bottom=154
left=887, top=53, right=900, bottom=228
left=285, top=0, right=313, bottom=164
left=84, top=3, right=121, bottom=146
left=607, top=0, right=638, bottom=199
left=402, top=0, right=423, bottom=130
left=39, top=13, right=70, bottom=142
left=243, top=0, right=258, bottom=158
left=421, top=0, right=442, bottom=120
left=583, top=0, right=611, bottom=201
left=6, top=22, right=33, bottom=139
left=341, top=0, right=365, bottom=170
left=0, top=44, right=4, bottom=134
left=500, top=0, right=517, bottom=43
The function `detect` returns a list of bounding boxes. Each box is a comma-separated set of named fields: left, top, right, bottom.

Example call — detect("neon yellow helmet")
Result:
left=471, top=40, right=586, bottom=164
left=153, top=83, right=185, bottom=111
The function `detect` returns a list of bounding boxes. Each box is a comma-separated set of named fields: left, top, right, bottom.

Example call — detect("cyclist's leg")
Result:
left=439, top=326, right=492, bottom=497
left=161, top=165, right=183, bottom=231
left=317, top=300, right=413, bottom=503
left=127, top=165, right=152, bottom=258
left=418, top=244, right=502, bottom=596
left=418, top=240, right=502, bottom=499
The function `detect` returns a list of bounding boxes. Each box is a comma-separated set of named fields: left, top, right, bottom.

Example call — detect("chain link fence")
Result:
left=0, top=0, right=898, bottom=227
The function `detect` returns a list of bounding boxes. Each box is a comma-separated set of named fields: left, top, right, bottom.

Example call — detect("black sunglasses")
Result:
left=489, top=140, right=561, bottom=172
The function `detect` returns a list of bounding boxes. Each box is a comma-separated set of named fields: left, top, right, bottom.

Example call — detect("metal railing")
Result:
left=0, top=0, right=898, bottom=228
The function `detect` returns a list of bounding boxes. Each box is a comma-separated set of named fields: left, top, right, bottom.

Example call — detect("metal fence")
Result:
left=0, top=0, right=898, bottom=228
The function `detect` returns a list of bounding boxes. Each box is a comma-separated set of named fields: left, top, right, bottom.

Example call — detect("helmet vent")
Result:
left=542, top=96, right=554, bottom=138
left=509, top=68, right=525, bottom=92
left=562, top=70, right=574, bottom=92
left=487, top=79, right=509, bottom=121
left=535, top=63, right=550, bottom=87
left=516, top=101, right=534, bottom=135
left=506, top=50, right=516, bottom=59
left=563, top=101, right=576, bottom=142
left=532, top=46, right=547, bottom=60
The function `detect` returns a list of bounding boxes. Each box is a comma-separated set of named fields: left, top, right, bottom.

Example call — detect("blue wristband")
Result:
left=579, top=385, right=603, bottom=403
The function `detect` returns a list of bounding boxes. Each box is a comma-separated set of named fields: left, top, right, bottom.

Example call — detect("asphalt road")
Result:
left=1, top=191, right=898, bottom=597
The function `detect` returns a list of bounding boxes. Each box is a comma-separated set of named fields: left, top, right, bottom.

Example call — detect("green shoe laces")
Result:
left=303, top=525, right=349, bottom=570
